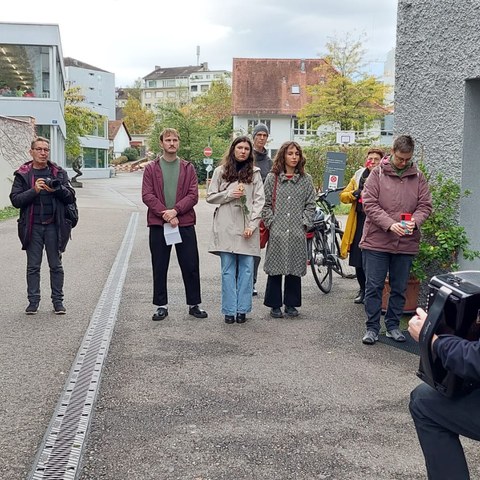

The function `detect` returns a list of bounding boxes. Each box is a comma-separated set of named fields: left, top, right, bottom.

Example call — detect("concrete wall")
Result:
left=395, top=0, right=480, bottom=268
left=0, top=116, right=35, bottom=209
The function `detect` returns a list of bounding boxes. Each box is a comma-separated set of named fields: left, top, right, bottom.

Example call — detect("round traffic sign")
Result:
left=203, top=146, right=212, bottom=157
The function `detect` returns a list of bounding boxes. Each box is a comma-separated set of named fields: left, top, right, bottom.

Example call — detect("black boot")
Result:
left=354, top=289, right=365, bottom=304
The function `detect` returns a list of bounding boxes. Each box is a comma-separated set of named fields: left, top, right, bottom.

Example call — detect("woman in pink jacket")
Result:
left=359, top=135, right=432, bottom=345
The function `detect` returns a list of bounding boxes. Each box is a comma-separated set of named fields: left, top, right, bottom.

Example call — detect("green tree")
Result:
left=64, top=87, right=100, bottom=160
left=122, top=97, right=155, bottom=135
left=299, top=34, right=389, bottom=132
left=192, top=78, right=233, bottom=138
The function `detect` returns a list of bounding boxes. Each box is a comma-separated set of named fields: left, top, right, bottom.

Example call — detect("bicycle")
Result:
left=307, top=187, right=356, bottom=293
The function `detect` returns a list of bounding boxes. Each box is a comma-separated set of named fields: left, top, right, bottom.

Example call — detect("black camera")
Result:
left=44, top=177, right=61, bottom=189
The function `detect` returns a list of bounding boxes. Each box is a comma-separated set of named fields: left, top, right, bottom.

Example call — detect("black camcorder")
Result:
left=417, top=271, right=480, bottom=397
left=44, top=177, right=61, bottom=190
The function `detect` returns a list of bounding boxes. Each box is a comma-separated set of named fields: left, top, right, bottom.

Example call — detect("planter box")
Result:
left=382, top=277, right=420, bottom=314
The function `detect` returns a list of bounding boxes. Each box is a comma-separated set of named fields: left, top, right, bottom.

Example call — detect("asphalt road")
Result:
left=1, top=171, right=479, bottom=480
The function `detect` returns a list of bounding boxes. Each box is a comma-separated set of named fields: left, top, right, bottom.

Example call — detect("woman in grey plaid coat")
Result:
left=261, top=141, right=316, bottom=318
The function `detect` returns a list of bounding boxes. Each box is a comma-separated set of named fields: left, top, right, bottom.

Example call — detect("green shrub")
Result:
left=111, top=155, right=129, bottom=166
left=122, top=147, right=139, bottom=161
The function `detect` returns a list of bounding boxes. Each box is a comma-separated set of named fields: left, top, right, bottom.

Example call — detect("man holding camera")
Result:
left=408, top=307, right=480, bottom=479
left=10, top=136, right=76, bottom=315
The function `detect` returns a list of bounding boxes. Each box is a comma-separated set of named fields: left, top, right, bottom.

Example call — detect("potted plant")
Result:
left=382, top=165, right=480, bottom=311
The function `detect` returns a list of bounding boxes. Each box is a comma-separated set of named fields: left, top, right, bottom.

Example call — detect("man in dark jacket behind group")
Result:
left=252, top=123, right=272, bottom=296
left=10, top=136, right=76, bottom=315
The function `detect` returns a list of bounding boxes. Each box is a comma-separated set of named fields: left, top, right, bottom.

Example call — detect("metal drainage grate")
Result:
left=29, top=212, right=138, bottom=480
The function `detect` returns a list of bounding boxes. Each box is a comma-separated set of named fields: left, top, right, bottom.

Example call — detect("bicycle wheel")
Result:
left=309, top=231, right=333, bottom=293
left=332, top=229, right=357, bottom=279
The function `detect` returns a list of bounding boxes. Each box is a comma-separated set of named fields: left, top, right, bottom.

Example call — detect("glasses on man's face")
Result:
left=33, top=148, right=50, bottom=152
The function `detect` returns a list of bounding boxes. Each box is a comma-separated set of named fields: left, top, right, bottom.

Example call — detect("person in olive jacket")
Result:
left=359, top=135, right=432, bottom=345
left=10, top=136, right=76, bottom=315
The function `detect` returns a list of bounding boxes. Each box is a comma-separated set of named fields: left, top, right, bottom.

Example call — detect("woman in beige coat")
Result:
left=207, top=136, right=265, bottom=324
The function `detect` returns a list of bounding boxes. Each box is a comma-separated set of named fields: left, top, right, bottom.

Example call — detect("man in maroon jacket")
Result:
left=409, top=308, right=480, bottom=479
left=142, top=128, right=207, bottom=321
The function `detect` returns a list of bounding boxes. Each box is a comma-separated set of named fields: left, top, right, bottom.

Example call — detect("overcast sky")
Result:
left=2, top=0, right=398, bottom=87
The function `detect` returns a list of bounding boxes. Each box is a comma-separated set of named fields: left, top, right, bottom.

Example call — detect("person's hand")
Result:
left=232, top=185, right=245, bottom=198
left=169, top=217, right=179, bottom=227
left=162, top=209, right=177, bottom=222
left=408, top=308, right=427, bottom=342
left=390, top=221, right=414, bottom=236
left=34, top=178, right=55, bottom=193
left=243, top=227, right=253, bottom=238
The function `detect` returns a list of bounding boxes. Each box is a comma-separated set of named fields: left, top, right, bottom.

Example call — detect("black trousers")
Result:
left=409, top=383, right=480, bottom=479
left=264, top=274, right=301, bottom=308
left=149, top=225, right=202, bottom=306
left=26, top=223, right=64, bottom=304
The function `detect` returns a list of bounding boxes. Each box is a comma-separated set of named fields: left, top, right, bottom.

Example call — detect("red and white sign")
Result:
left=328, top=174, right=338, bottom=189
left=203, top=146, right=213, bottom=157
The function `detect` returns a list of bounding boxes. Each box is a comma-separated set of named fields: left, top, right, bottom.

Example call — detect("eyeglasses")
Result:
left=33, top=148, right=50, bottom=152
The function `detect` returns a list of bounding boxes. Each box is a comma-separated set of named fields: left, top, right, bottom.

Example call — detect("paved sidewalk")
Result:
left=1, top=172, right=479, bottom=479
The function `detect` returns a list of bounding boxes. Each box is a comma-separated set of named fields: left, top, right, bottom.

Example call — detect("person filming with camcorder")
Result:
left=408, top=271, right=480, bottom=480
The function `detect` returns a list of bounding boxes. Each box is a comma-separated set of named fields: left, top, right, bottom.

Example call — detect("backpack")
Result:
left=65, top=201, right=79, bottom=228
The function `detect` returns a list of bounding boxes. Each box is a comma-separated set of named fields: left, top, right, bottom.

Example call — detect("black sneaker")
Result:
left=53, top=303, right=66, bottom=315
left=252, top=288, right=258, bottom=296
left=270, top=307, right=284, bottom=318
left=152, top=307, right=168, bottom=321
left=189, top=305, right=208, bottom=318
left=25, top=303, right=39, bottom=315
left=284, top=306, right=299, bottom=317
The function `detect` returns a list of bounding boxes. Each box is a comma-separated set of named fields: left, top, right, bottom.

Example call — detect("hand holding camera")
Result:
left=35, top=177, right=61, bottom=193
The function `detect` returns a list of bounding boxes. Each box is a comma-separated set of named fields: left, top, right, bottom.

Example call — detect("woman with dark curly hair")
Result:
left=207, top=136, right=265, bottom=324
left=261, top=141, right=316, bottom=318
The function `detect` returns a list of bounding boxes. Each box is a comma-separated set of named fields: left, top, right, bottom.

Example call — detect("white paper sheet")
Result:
left=163, top=223, right=182, bottom=245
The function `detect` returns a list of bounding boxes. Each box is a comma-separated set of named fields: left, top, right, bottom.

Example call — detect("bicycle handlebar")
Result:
left=316, top=186, right=345, bottom=202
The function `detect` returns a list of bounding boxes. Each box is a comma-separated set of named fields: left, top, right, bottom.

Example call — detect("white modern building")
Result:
left=0, top=22, right=67, bottom=162
left=64, top=57, right=116, bottom=178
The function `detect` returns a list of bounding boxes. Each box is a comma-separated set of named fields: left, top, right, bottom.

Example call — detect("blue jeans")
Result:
left=410, top=383, right=480, bottom=479
left=362, top=249, right=413, bottom=333
left=219, top=253, right=253, bottom=316
left=26, top=223, right=64, bottom=305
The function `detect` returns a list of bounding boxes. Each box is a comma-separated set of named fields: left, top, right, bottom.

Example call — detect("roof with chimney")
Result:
left=64, top=57, right=111, bottom=73
left=144, top=63, right=209, bottom=80
left=232, top=58, right=331, bottom=116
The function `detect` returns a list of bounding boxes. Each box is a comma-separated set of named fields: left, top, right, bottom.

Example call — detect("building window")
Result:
left=155, top=91, right=163, bottom=98
left=247, top=119, right=271, bottom=134
left=0, top=44, right=51, bottom=98
left=145, top=91, right=152, bottom=98
left=200, top=85, right=209, bottom=92
left=83, top=147, right=107, bottom=168
left=291, top=85, right=300, bottom=94
left=147, top=80, right=156, bottom=88
left=167, top=91, right=176, bottom=98
left=293, top=119, right=316, bottom=136
left=191, top=85, right=198, bottom=92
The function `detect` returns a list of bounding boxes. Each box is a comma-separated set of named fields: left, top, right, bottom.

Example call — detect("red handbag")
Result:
left=260, top=175, right=277, bottom=249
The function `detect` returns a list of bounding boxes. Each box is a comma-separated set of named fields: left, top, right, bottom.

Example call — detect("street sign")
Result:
left=205, top=164, right=213, bottom=172
left=203, top=146, right=212, bottom=157
left=203, top=158, right=213, bottom=165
